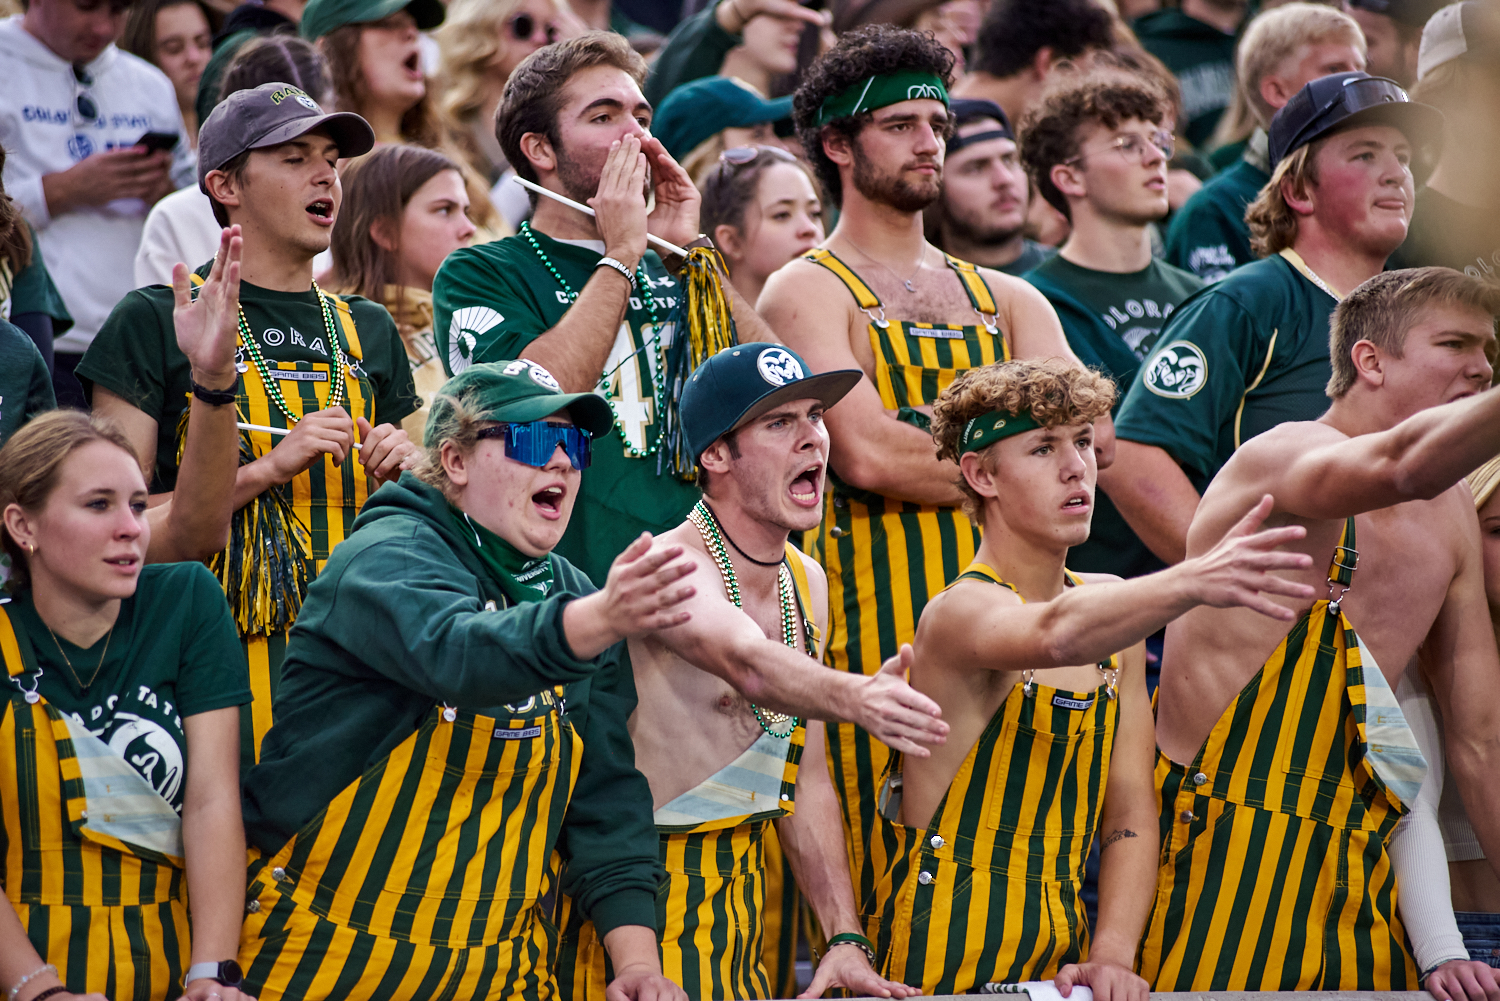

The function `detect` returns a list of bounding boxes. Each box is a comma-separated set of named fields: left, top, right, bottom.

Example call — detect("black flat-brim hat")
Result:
left=1268, top=72, right=1444, bottom=181
left=681, top=343, right=862, bottom=462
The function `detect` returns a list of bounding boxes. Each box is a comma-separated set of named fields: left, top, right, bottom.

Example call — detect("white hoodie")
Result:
left=0, top=14, right=194, bottom=354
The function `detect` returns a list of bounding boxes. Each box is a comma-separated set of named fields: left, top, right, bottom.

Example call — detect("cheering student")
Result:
left=869, top=358, right=1319, bottom=997
left=237, top=361, right=692, bottom=1001
left=0, top=237, right=252, bottom=1001
left=1142, top=268, right=1500, bottom=993
left=757, top=23, right=1095, bottom=912
left=80, top=84, right=422, bottom=768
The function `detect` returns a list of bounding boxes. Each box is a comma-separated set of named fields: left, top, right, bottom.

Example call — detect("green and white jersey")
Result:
left=1114, top=249, right=1338, bottom=489
left=432, top=230, right=701, bottom=585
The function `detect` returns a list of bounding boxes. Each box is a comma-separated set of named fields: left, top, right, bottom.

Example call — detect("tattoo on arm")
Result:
left=1102, top=828, right=1138, bottom=849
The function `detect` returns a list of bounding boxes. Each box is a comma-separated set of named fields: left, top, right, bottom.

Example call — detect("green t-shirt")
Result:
left=78, top=274, right=418, bottom=498
left=1165, top=158, right=1270, bottom=283
left=0, top=224, right=74, bottom=334
left=0, top=318, right=54, bottom=446
left=1387, top=186, right=1500, bottom=281
left=1024, top=255, right=1203, bottom=577
left=1132, top=8, right=1239, bottom=148
left=5, top=563, right=250, bottom=814
left=1114, top=252, right=1338, bottom=488
left=432, top=231, right=702, bottom=585
left=995, top=239, right=1054, bottom=278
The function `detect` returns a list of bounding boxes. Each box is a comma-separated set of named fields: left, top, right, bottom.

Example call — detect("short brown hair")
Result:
left=931, top=359, right=1116, bottom=524
left=1018, top=74, right=1169, bottom=222
left=0, top=411, right=140, bottom=591
left=497, top=31, right=647, bottom=192
left=1327, top=267, right=1500, bottom=398
left=1245, top=140, right=1322, bottom=258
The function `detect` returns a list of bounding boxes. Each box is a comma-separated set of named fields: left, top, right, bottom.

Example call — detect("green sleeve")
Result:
left=10, top=225, right=74, bottom=334
left=308, top=526, right=607, bottom=705
left=172, top=563, right=253, bottom=718
left=432, top=245, right=553, bottom=376
left=557, top=643, right=662, bottom=935
left=1113, top=289, right=1265, bottom=482
left=350, top=298, right=419, bottom=426
left=643, top=0, right=741, bottom=107
left=77, top=289, right=173, bottom=422
left=24, top=332, right=54, bottom=422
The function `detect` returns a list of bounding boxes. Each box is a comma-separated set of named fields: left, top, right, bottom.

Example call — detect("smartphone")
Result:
left=137, top=131, right=180, bottom=153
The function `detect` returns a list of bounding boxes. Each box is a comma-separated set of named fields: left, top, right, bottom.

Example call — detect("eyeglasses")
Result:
left=509, top=12, right=559, bottom=44
left=1064, top=129, right=1174, bottom=167
left=476, top=421, right=592, bottom=469
left=73, top=66, right=98, bottom=123
left=720, top=145, right=798, bottom=166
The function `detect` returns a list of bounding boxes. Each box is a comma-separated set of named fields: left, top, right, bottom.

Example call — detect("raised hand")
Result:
left=715, top=0, right=828, bottom=35
left=799, top=942, right=920, bottom=999
left=640, top=135, right=701, bottom=253
left=172, top=225, right=241, bottom=391
left=1185, top=494, right=1318, bottom=621
left=589, top=136, right=649, bottom=270
left=856, top=644, right=948, bottom=757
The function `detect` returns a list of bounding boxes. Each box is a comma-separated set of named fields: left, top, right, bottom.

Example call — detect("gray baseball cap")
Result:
left=197, top=82, right=376, bottom=193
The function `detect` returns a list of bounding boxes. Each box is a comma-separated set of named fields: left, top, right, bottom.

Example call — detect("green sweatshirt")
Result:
left=241, top=472, right=662, bottom=936
left=643, top=0, right=742, bottom=108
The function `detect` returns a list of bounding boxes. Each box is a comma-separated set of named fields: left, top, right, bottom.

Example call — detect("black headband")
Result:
left=948, top=128, right=1012, bottom=152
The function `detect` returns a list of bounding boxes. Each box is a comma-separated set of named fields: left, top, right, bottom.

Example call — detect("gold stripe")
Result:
left=1233, top=328, right=1278, bottom=451
left=802, top=248, right=882, bottom=309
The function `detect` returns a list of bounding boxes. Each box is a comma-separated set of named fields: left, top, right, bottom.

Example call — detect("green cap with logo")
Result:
left=300, top=0, right=444, bottom=40
left=425, top=360, right=615, bottom=448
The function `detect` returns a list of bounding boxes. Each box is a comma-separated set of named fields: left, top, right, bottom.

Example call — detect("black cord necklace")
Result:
left=700, top=502, right=783, bottom=568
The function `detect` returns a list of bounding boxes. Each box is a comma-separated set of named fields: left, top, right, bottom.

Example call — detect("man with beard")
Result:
left=927, top=98, right=1051, bottom=277
left=1018, top=74, right=1203, bottom=581
left=432, top=31, right=773, bottom=586
left=757, top=23, right=1091, bottom=919
left=557, top=343, right=944, bottom=1001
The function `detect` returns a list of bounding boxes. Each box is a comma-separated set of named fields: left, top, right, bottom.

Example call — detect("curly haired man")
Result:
left=869, top=358, right=1319, bottom=997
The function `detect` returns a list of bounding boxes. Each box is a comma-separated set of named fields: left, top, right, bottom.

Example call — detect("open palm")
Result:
left=172, top=225, right=242, bottom=387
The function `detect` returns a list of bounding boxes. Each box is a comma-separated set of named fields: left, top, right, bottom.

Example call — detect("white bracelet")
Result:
left=595, top=256, right=637, bottom=290
left=8, top=964, right=57, bottom=1001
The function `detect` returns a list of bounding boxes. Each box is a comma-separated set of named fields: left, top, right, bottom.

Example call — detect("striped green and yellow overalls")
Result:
left=237, top=688, right=579, bottom=1000
left=558, top=545, right=817, bottom=1000
left=1140, top=518, right=1422, bottom=989
left=867, top=564, right=1119, bottom=994
left=802, top=248, right=1010, bottom=914
left=1, top=609, right=190, bottom=1000
left=191, top=275, right=376, bottom=765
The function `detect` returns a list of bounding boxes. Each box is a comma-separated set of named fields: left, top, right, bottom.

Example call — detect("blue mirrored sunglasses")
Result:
left=476, top=421, right=593, bottom=470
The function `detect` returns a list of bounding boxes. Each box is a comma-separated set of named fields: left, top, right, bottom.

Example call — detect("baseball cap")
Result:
left=680, top=343, right=862, bottom=462
left=1345, top=0, right=1450, bottom=28
left=425, top=360, right=614, bottom=448
left=1267, top=71, right=1443, bottom=175
left=1418, top=1, right=1498, bottom=80
left=947, top=97, right=1015, bottom=152
left=653, top=77, right=793, bottom=161
left=197, top=82, right=375, bottom=192
left=300, top=0, right=444, bottom=40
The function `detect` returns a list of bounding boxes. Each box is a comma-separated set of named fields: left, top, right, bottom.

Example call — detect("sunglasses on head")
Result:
left=509, top=11, right=559, bottom=43
left=477, top=421, right=592, bottom=469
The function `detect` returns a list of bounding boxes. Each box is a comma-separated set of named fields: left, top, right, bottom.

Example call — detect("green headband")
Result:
left=958, top=410, right=1043, bottom=455
left=816, top=71, right=949, bottom=125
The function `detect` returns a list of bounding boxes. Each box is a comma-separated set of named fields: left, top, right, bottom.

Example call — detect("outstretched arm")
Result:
left=777, top=725, right=919, bottom=999
left=918, top=495, right=1316, bottom=675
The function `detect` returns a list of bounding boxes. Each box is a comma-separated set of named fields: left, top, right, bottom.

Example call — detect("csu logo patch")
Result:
left=906, top=83, right=943, bottom=100
left=756, top=347, right=804, bottom=386
left=503, top=359, right=561, bottom=390
left=1143, top=342, right=1208, bottom=399
left=448, top=306, right=504, bottom=374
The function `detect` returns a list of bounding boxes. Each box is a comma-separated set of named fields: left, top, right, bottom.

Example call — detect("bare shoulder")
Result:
left=792, top=546, right=827, bottom=589
left=759, top=255, right=854, bottom=317
left=652, top=521, right=705, bottom=561
left=921, top=576, right=1023, bottom=626
left=975, top=264, right=1047, bottom=304
left=1212, top=419, right=1348, bottom=487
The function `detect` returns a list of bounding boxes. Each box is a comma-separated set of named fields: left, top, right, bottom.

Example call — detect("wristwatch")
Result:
left=184, top=960, right=243, bottom=988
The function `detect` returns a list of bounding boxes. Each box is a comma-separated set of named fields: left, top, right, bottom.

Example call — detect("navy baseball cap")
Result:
left=948, top=97, right=1015, bottom=148
left=198, top=82, right=375, bottom=191
left=653, top=77, right=793, bottom=161
left=1268, top=72, right=1443, bottom=177
left=680, top=344, right=861, bottom=462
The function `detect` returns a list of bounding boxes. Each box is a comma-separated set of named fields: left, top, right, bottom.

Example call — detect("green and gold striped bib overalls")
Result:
left=802, top=248, right=1010, bottom=914
left=1140, top=518, right=1421, bottom=989
left=191, top=276, right=376, bottom=766
left=1, top=609, right=190, bottom=1000
left=237, top=688, right=580, bottom=1000
left=868, top=564, right=1120, bottom=994
left=558, top=545, right=816, bottom=1001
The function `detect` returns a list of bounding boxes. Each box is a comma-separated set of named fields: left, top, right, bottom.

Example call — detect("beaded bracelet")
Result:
left=28, top=988, right=66, bottom=1001
left=826, top=932, right=876, bottom=965
left=7, top=964, right=56, bottom=1001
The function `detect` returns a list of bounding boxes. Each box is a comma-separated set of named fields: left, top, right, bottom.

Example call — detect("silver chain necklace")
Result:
left=844, top=236, right=926, bottom=293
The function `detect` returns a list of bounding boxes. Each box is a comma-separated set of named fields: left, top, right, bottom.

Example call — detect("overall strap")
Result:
left=943, top=253, right=999, bottom=316
left=951, top=561, right=1023, bottom=599
left=802, top=248, right=883, bottom=310
left=0, top=606, right=28, bottom=679
left=321, top=290, right=365, bottom=360
left=1326, top=516, right=1358, bottom=613
left=783, top=544, right=822, bottom=656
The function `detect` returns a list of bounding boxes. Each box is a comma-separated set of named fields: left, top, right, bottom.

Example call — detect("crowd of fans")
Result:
left=2, top=0, right=1500, bottom=998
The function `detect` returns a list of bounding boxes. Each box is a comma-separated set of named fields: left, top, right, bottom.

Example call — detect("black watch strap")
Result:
left=190, top=377, right=238, bottom=406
